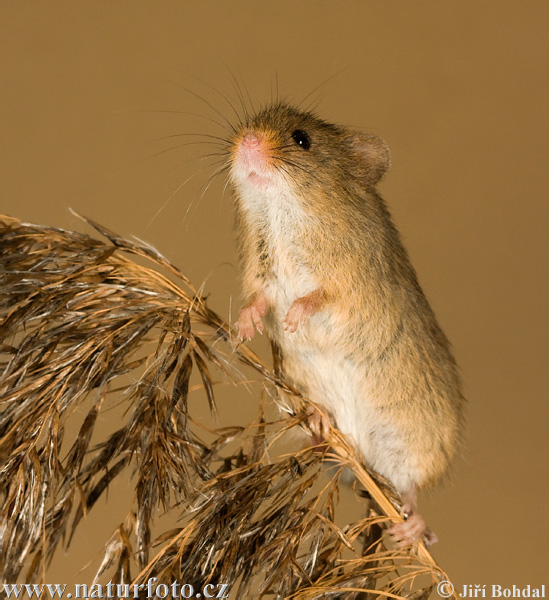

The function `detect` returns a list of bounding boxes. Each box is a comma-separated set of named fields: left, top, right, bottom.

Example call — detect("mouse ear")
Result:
left=349, top=133, right=391, bottom=186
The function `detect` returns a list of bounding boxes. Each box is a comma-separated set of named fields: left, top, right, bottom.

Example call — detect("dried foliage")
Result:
left=0, top=214, right=453, bottom=598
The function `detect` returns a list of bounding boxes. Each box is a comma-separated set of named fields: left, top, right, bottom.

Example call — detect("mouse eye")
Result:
left=291, top=129, right=311, bottom=150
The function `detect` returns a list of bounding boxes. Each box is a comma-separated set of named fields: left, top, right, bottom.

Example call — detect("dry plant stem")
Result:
left=327, top=428, right=439, bottom=571
left=0, top=214, right=454, bottom=597
left=287, top=398, right=446, bottom=585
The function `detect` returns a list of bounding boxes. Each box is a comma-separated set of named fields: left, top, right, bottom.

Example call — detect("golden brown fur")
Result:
left=228, top=103, right=465, bottom=543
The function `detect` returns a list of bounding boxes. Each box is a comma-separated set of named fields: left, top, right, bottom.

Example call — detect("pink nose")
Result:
left=242, top=133, right=261, bottom=147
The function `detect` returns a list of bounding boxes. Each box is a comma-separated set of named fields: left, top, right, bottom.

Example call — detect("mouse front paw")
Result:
left=236, top=293, right=267, bottom=341
left=283, top=289, right=326, bottom=333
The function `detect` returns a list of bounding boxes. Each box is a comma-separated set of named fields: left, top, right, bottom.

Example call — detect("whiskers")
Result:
left=141, top=74, right=257, bottom=231
left=142, top=70, right=342, bottom=231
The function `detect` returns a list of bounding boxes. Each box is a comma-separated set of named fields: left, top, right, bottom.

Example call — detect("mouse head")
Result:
left=229, top=102, right=390, bottom=200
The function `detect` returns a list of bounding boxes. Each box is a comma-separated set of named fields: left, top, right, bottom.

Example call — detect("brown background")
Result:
left=2, top=0, right=548, bottom=592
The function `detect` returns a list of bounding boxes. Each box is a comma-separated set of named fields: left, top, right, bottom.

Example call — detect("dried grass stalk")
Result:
left=0, top=214, right=454, bottom=598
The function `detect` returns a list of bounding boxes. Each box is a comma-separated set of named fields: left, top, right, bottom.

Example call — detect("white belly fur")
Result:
left=264, top=266, right=415, bottom=493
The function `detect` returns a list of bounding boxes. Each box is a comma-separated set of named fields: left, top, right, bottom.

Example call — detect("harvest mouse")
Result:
left=227, top=101, right=465, bottom=548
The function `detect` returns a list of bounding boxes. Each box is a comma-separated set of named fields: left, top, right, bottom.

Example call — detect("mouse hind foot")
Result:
left=388, top=486, right=438, bottom=549
left=306, top=404, right=332, bottom=448
left=388, top=509, right=438, bottom=548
